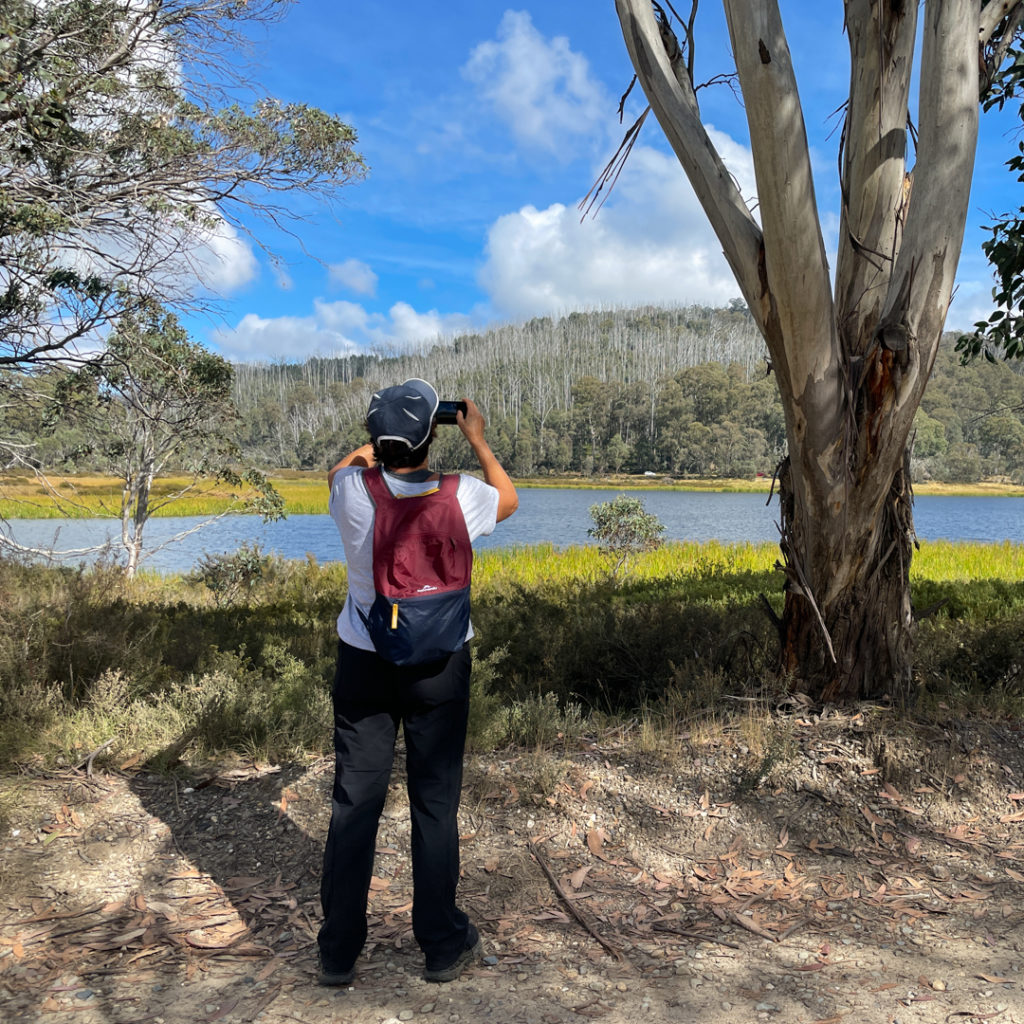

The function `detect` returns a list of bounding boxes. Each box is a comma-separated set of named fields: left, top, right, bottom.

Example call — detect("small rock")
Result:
left=420, top=1004, right=434, bottom=1014
left=399, top=1012, right=414, bottom=1022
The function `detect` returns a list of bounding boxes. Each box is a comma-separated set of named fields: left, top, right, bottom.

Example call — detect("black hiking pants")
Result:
left=318, top=639, right=473, bottom=973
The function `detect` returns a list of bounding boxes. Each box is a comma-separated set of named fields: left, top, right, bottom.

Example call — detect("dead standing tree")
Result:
left=612, top=0, right=1024, bottom=701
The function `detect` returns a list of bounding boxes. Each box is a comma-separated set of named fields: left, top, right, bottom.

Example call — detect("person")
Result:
left=318, top=378, right=517, bottom=986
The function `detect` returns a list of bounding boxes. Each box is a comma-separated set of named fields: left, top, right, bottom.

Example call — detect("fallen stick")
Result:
left=76, top=738, right=114, bottom=777
left=528, top=840, right=631, bottom=967
left=726, top=910, right=777, bottom=942
left=650, top=922, right=741, bottom=950
left=776, top=916, right=809, bottom=942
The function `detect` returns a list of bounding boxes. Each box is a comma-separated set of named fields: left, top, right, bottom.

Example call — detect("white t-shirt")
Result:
left=329, top=467, right=500, bottom=650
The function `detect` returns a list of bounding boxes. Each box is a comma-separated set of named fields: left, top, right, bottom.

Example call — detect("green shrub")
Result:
left=188, top=543, right=269, bottom=606
left=588, top=494, right=666, bottom=578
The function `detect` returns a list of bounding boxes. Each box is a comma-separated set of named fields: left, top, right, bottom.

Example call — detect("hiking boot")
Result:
left=422, top=933, right=485, bottom=983
left=317, top=955, right=355, bottom=987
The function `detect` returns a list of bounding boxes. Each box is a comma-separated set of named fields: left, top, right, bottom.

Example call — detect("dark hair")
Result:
left=369, top=422, right=436, bottom=469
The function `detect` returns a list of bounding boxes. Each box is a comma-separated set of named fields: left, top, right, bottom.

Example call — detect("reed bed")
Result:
left=5, top=473, right=1021, bottom=521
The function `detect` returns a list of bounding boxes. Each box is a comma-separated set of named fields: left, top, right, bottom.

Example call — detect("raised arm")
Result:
left=457, top=398, right=518, bottom=522
left=327, top=443, right=375, bottom=491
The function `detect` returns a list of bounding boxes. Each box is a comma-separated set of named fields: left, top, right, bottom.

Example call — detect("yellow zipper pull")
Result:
left=391, top=602, right=399, bottom=630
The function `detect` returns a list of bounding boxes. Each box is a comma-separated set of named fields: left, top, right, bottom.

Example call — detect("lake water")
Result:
left=3, top=489, right=1023, bottom=574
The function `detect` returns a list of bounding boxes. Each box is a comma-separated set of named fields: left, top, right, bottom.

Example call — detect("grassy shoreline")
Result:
left=1, top=470, right=1023, bottom=519
left=1, top=537, right=1022, bottom=768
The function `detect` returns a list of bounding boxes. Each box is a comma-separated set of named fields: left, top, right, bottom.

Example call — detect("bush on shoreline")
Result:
left=0, top=542, right=1022, bottom=770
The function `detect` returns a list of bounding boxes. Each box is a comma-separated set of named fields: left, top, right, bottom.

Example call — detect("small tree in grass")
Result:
left=588, top=494, right=665, bottom=579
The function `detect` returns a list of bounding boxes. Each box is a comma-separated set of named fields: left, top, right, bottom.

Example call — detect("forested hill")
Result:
left=228, top=305, right=1024, bottom=484
left=232, top=304, right=771, bottom=476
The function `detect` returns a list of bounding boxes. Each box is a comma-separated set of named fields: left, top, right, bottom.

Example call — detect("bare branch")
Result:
left=834, top=2, right=918, bottom=359
left=722, top=0, right=838, bottom=415
left=613, top=0, right=763, bottom=316
left=979, top=1, right=1024, bottom=97
left=979, top=0, right=1024, bottom=47
left=879, top=0, right=980, bottom=409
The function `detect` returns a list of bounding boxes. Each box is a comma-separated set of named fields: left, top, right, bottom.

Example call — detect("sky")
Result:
left=188, top=1, right=1024, bottom=364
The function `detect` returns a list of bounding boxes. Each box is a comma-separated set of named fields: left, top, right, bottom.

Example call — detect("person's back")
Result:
left=318, top=378, right=516, bottom=986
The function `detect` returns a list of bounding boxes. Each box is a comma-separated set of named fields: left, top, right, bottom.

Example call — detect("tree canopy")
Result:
left=0, top=0, right=365, bottom=371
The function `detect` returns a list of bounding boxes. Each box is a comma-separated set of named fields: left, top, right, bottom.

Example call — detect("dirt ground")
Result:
left=3, top=704, right=1024, bottom=1024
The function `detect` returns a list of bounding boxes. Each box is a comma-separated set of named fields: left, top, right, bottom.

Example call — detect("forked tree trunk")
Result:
left=612, top=0, right=998, bottom=700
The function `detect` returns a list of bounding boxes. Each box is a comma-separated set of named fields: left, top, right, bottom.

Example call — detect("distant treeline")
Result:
left=12, top=305, right=1024, bottom=483
left=229, top=305, right=1024, bottom=483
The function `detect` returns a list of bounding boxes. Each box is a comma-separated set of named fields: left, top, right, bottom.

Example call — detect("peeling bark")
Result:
left=614, top=0, right=1005, bottom=700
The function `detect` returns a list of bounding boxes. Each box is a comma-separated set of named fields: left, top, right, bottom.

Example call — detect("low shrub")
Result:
left=0, top=539, right=1022, bottom=768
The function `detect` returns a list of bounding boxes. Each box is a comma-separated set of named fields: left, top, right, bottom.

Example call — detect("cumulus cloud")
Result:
left=213, top=299, right=478, bottom=362
left=328, top=258, right=378, bottom=296
left=480, top=140, right=756, bottom=317
left=189, top=220, right=259, bottom=293
left=462, top=10, right=609, bottom=156
left=61, top=209, right=258, bottom=302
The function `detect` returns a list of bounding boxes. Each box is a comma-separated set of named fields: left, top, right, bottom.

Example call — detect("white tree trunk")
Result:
left=614, top=0, right=990, bottom=698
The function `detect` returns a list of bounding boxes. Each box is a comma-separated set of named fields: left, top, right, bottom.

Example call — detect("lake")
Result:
left=3, top=489, right=1023, bottom=574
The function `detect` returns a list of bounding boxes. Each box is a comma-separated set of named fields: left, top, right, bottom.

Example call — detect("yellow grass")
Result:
left=0, top=474, right=305, bottom=519
left=2, top=471, right=1023, bottom=520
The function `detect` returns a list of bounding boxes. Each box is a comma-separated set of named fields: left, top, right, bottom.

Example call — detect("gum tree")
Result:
left=0, top=0, right=365, bottom=372
left=50, top=302, right=282, bottom=578
left=613, top=0, right=1024, bottom=700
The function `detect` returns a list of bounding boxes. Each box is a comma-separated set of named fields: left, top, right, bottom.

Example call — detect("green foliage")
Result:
left=588, top=494, right=666, bottom=578
left=0, top=0, right=365, bottom=371
left=188, top=543, right=269, bottom=607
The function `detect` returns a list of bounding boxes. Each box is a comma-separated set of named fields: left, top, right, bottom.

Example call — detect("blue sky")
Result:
left=192, top=1, right=1023, bottom=363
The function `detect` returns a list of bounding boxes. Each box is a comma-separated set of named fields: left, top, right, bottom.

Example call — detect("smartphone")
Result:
left=435, top=400, right=467, bottom=424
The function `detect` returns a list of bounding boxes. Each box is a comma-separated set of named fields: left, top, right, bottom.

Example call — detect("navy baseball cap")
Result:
left=366, top=378, right=439, bottom=449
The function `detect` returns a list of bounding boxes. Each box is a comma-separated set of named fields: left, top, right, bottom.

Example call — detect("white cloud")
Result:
left=462, top=10, right=609, bottom=156
left=480, top=140, right=756, bottom=317
left=59, top=209, right=258, bottom=302
left=946, top=280, right=996, bottom=333
left=190, top=220, right=259, bottom=293
left=328, top=258, right=378, bottom=296
left=213, top=299, right=478, bottom=362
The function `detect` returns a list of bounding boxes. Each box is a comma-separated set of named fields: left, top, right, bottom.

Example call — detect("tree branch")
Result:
left=979, top=0, right=1024, bottom=47
left=722, top=0, right=837, bottom=402
left=834, top=0, right=919, bottom=356
left=612, top=0, right=764, bottom=317
left=879, top=0, right=980, bottom=426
